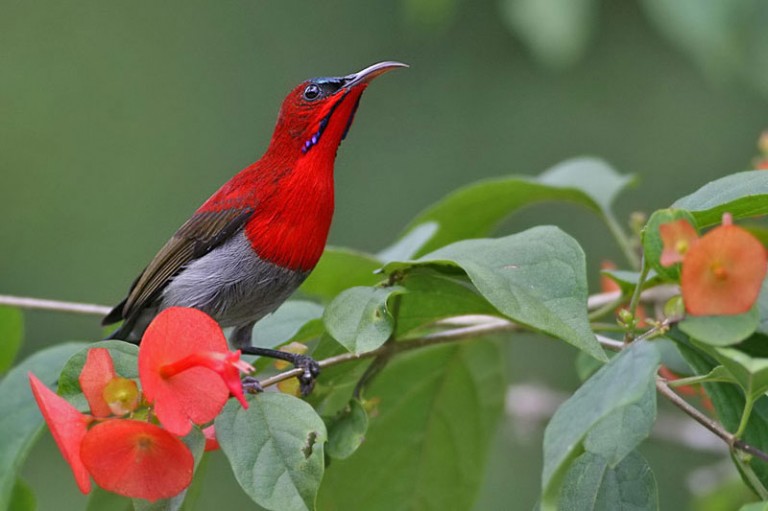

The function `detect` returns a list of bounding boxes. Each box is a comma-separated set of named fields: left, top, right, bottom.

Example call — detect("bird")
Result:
left=103, top=61, right=407, bottom=394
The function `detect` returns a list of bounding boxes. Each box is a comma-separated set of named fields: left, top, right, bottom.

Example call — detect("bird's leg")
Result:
left=231, top=323, right=320, bottom=396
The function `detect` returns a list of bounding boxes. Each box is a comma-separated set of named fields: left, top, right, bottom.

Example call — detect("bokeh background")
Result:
left=3, top=0, right=768, bottom=509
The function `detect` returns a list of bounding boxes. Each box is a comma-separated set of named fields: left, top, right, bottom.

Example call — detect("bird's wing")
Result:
left=103, top=208, right=253, bottom=326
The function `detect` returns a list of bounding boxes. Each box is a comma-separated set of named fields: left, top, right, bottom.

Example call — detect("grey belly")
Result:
left=159, top=230, right=308, bottom=328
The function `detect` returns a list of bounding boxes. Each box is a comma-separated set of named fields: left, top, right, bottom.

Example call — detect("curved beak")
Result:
left=342, top=61, right=409, bottom=89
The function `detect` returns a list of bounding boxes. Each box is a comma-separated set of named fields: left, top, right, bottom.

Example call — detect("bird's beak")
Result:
left=342, top=61, right=409, bottom=90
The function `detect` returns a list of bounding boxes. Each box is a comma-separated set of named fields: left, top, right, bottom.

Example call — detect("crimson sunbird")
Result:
left=103, top=61, right=408, bottom=394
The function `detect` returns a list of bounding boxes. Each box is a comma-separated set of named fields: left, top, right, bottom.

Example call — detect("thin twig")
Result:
left=0, top=295, right=112, bottom=316
left=656, top=377, right=768, bottom=464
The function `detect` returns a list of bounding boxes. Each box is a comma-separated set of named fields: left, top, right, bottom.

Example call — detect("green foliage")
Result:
left=323, top=286, right=405, bottom=353
left=400, top=158, right=633, bottom=257
left=10, top=158, right=768, bottom=510
left=560, top=451, right=658, bottom=511
left=386, top=226, right=606, bottom=361
left=679, top=309, right=760, bottom=347
left=0, top=307, right=23, bottom=374
left=9, top=478, right=35, bottom=511
left=215, top=393, right=327, bottom=511
left=318, top=341, right=505, bottom=511
left=325, top=399, right=368, bottom=460
left=541, top=341, right=660, bottom=509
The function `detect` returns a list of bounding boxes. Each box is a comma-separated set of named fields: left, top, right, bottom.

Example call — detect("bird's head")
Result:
left=266, top=61, right=408, bottom=161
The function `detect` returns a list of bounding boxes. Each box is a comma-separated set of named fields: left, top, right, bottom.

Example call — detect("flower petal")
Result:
left=81, top=420, right=193, bottom=502
left=79, top=348, right=117, bottom=418
left=138, top=307, right=231, bottom=435
left=659, top=219, right=699, bottom=267
left=28, top=373, right=92, bottom=494
left=682, top=224, right=768, bottom=315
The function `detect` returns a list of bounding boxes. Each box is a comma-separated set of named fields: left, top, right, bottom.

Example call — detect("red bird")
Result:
left=103, top=61, right=407, bottom=393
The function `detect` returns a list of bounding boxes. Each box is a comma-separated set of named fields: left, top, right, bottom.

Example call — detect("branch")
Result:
left=0, top=294, right=112, bottom=316
left=656, top=377, right=768, bottom=464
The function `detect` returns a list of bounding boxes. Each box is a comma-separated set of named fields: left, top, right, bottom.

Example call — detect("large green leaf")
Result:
left=215, top=393, right=327, bottom=511
left=300, top=247, right=382, bottom=301
left=541, top=340, right=660, bottom=509
left=250, top=300, right=324, bottom=349
left=385, top=226, right=606, bottom=361
left=500, top=0, right=598, bottom=70
left=0, top=342, right=88, bottom=511
left=672, top=171, right=768, bottom=227
left=757, top=276, right=768, bottom=336
left=559, top=451, right=658, bottom=510
left=395, top=270, right=499, bottom=336
left=323, top=286, right=405, bottom=354
left=318, top=340, right=505, bottom=511
left=694, top=341, right=768, bottom=400
left=400, top=158, right=633, bottom=257
left=0, top=307, right=23, bottom=374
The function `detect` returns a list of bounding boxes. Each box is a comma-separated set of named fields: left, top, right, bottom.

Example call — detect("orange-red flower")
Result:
left=202, top=424, right=220, bottom=452
left=659, top=219, right=699, bottom=267
left=79, top=348, right=118, bottom=418
left=138, top=307, right=254, bottom=436
left=28, top=373, right=93, bottom=494
left=682, top=214, right=768, bottom=316
left=80, top=420, right=193, bottom=502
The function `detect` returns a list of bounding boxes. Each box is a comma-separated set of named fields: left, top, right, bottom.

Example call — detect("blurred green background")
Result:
left=2, top=0, right=767, bottom=509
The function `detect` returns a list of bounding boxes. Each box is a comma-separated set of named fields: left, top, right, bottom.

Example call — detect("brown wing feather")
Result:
left=107, top=208, right=253, bottom=326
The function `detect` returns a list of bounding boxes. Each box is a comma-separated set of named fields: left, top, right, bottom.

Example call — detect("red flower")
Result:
left=80, top=420, right=193, bottom=501
left=138, top=307, right=254, bottom=436
left=79, top=348, right=117, bottom=418
left=28, top=373, right=92, bottom=494
left=659, top=219, right=699, bottom=267
left=682, top=214, right=768, bottom=316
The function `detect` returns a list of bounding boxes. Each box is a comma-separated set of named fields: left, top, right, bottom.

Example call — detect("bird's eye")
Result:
left=303, top=84, right=321, bottom=101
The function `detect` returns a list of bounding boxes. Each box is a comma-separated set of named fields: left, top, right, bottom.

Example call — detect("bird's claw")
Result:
left=242, top=376, right=264, bottom=394
left=294, top=355, right=321, bottom=397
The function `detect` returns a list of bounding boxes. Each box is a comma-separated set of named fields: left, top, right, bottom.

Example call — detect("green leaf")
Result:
left=672, top=171, right=768, bottom=227
left=326, top=399, right=368, bottom=460
left=740, top=502, right=768, bottom=511
left=323, top=286, right=405, bottom=354
left=679, top=308, right=760, bottom=347
left=0, top=307, right=23, bottom=374
left=641, top=208, right=699, bottom=281
left=215, top=393, right=327, bottom=511
left=500, top=0, right=598, bottom=69
left=694, top=342, right=768, bottom=400
left=541, top=340, right=660, bottom=509
left=385, top=226, right=607, bottom=361
left=8, top=478, right=35, bottom=511
left=377, top=222, right=438, bottom=263
left=318, top=340, right=506, bottom=511
left=401, top=158, right=633, bottom=257
left=583, top=380, right=656, bottom=466
left=0, top=342, right=88, bottom=511
left=560, top=451, right=658, bottom=510
left=676, top=338, right=768, bottom=490
left=57, top=341, right=139, bottom=411
left=250, top=300, right=324, bottom=349
left=600, top=269, right=661, bottom=296
left=395, top=270, right=499, bottom=336
left=300, top=247, right=382, bottom=301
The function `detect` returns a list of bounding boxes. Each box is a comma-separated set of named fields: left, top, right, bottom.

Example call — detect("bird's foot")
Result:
left=293, top=355, right=321, bottom=397
left=242, top=376, right=264, bottom=394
